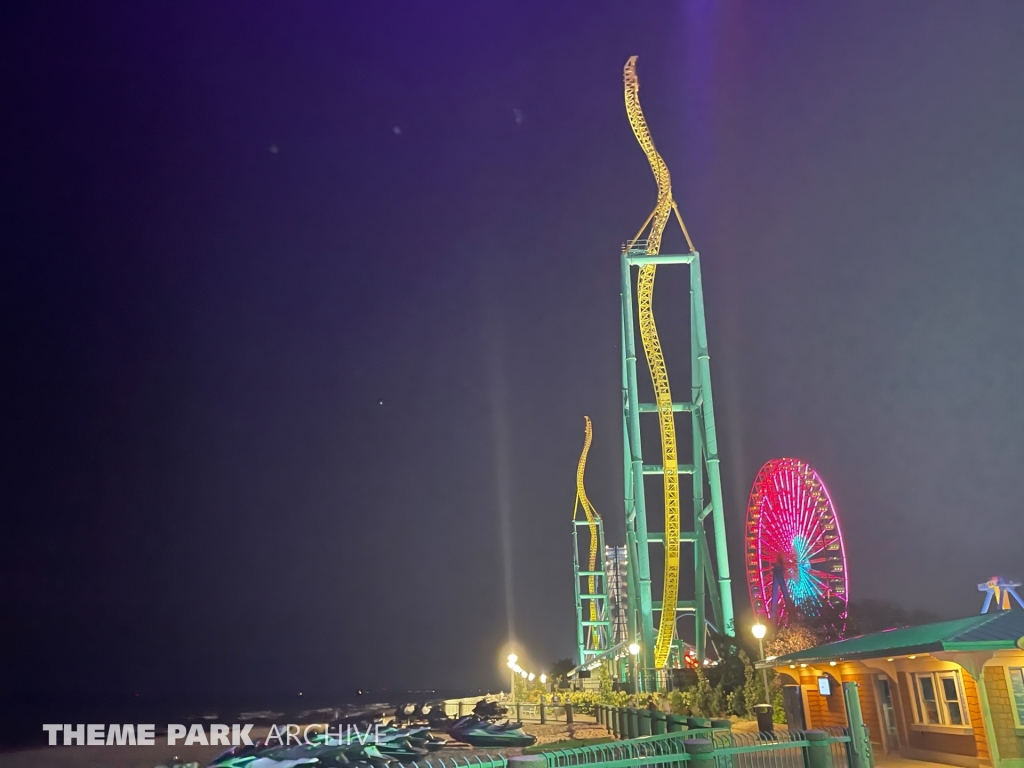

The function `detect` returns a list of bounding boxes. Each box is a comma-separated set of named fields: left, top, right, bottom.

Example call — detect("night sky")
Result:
left=3, top=1, right=1023, bottom=711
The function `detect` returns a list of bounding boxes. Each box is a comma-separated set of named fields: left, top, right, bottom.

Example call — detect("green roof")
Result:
left=761, top=611, right=1024, bottom=667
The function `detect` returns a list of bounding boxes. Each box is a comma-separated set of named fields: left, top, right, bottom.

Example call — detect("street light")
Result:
left=540, top=674, right=547, bottom=684
left=507, top=654, right=518, bottom=702
left=751, top=623, right=769, bottom=704
left=528, top=672, right=535, bottom=681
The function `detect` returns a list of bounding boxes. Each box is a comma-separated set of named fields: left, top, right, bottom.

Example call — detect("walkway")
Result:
left=875, top=755, right=953, bottom=768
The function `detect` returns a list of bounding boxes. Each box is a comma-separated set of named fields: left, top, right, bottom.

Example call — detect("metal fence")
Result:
left=711, top=728, right=852, bottom=768
left=542, top=727, right=853, bottom=768
left=544, top=728, right=703, bottom=768
left=396, top=726, right=854, bottom=768
left=444, top=701, right=592, bottom=725
left=400, top=756, right=509, bottom=768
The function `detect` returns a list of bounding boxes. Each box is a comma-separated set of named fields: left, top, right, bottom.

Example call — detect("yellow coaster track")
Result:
left=574, top=416, right=601, bottom=627
left=624, top=56, right=691, bottom=668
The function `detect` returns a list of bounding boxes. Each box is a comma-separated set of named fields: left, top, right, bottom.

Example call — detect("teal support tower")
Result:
left=619, top=245, right=735, bottom=684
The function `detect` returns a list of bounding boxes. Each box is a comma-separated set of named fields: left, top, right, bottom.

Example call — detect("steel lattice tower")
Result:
left=572, top=416, right=612, bottom=665
left=619, top=57, right=735, bottom=688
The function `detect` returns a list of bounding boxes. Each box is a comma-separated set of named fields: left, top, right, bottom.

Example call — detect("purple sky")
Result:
left=2, top=0, right=1023, bottom=710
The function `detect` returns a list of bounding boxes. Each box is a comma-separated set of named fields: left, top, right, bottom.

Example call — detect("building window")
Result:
left=910, top=671, right=969, bottom=727
left=1007, top=667, right=1024, bottom=727
left=940, top=675, right=964, bottom=725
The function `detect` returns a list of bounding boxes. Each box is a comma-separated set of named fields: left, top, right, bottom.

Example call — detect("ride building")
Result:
left=761, top=611, right=1024, bottom=768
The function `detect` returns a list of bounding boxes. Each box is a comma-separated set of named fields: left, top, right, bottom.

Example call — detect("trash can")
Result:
left=754, top=704, right=774, bottom=733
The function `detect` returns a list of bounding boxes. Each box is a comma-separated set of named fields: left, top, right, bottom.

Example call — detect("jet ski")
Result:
left=425, top=702, right=452, bottom=730
left=447, top=715, right=536, bottom=748
left=472, top=699, right=508, bottom=721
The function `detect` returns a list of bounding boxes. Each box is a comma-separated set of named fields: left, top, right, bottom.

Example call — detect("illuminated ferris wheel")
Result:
left=745, top=458, right=848, bottom=632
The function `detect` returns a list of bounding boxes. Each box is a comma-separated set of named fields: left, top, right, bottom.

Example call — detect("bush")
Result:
left=772, top=679, right=786, bottom=723
left=709, top=682, right=726, bottom=718
left=541, top=688, right=630, bottom=714
left=741, top=650, right=765, bottom=717
left=693, top=669, right=715, bottom=717
left=727, top=688, right=745, bottom=717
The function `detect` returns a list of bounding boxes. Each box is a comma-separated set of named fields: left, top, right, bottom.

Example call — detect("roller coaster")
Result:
left=621, top=55, right=735, bottom=684
left=572, top=416, right=612, bottom=663
left=572, top=57, right=735, bottom=690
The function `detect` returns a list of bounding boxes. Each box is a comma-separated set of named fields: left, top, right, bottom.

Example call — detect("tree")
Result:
left=845, top=599, right=941, bottom=636
left=548, top=657, right=575, bottom=689
left=549, top=657, right=575, bottom=678
left=764, top=623, right=828, bottom=658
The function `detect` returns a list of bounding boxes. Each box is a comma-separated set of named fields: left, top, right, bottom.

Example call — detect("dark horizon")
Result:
left=2, top=0, right=1023, bottom=715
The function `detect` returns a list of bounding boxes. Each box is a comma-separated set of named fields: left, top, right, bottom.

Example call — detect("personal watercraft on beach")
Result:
left=471, top=700, right=508, bottom=720
left=206, top=725, right=445, bottom=768
left=446, top=716, right=536, bottom=748
left=393, top=701, right=451, bottom=728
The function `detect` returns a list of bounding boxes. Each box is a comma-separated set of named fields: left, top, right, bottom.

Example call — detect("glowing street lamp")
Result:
left=528, top=672, right=535, bottom=681
left=540, top=674, right=547, bottom=684
left=751, top=623, right=769, bottom=704
left=507, top=654, right=518, bottom=702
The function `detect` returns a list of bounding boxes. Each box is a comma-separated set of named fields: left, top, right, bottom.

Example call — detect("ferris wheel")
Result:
left=745, top=458, right=848, bottom=631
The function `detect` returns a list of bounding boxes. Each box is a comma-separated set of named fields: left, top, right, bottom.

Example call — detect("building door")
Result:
left=782, top=685, right=806, bottom=730
left=875, top=675, right=899, bottom=752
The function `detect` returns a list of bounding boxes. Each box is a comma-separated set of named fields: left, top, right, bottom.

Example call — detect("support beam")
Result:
left=642, top=464, right=695, bottom=475
left=625, top=253, right=695, bottom=266
left=621, top=251, right=655, bottom=677
left=652, top=601, right=697, bottom=612
left=646, top=532, right=698, bottom=543
left=690, top=254, right=735, bottom=637
left=639, top=402, right=693, bottom=413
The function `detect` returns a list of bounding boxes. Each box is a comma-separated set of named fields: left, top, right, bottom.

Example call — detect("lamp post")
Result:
left=751, top=623, right=769, bottom=704
left=507, top=654, right=518, bottom=702
left=628, top=642, right=641, bottom=694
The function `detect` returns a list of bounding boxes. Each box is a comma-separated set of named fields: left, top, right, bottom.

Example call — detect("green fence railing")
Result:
left=539, top=727, right=853, bottom=768
left=401, top=755, right=509, bottom=768
left=398, top=718, right=857, bottom=768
